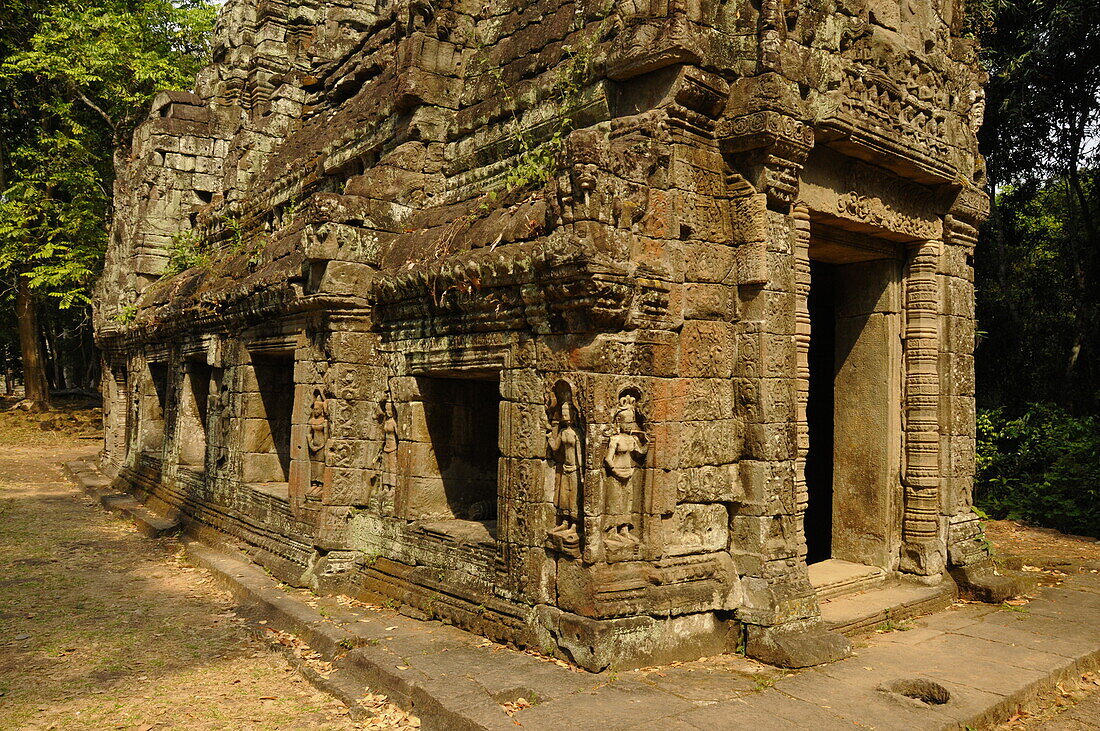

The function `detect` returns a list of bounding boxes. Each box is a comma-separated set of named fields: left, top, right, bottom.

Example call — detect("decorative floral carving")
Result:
left=835, top=162, right=938, bottom=239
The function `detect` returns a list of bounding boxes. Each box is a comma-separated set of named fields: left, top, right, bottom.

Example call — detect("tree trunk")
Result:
left=15, top=275, right=50, bottom=409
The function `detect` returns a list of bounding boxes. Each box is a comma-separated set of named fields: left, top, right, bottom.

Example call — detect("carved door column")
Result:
left=792, top=204, right=812, bottom=559
left=901, top=236, right=945, bottom=575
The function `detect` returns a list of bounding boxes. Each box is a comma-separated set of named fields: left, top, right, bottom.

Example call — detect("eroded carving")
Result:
left=546, top=380, right=583, bottom=554
left=603, top=390, right=649, bottom=555
left=370, top=399, right=398, bottom=515
left=306, top=389, right=329, bottom=497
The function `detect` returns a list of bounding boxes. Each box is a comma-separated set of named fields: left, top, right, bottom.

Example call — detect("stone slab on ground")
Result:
left=183, top=536, right=1100, bottom=730
left=66, top=460, right=1100, bottom=730
left=63, top=456, right=180, bottom=537
left=820, top=578, right=955, bottom=635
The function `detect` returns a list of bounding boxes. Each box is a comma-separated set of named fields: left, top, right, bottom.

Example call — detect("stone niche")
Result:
left=138, top=361, right=169, bottom=458
left=399, top=375, right=501, bottom=525
left=97, top=0, right=992, bottom=671
left=241, top=351, right=294, bottom=487
left=178, top=358, right=213, bottom=470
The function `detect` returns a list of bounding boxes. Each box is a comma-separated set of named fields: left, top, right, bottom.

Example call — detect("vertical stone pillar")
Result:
left=901, top=236, right=945, bottom=575
left=941, top=215, right=986, bottom=567
left=791, top=205, right=811, bottom=559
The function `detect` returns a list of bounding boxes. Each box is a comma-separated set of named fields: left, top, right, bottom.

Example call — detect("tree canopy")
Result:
left=0, top=0, right=215, bottom=404
left=971, top=0, right=1100, bottom=412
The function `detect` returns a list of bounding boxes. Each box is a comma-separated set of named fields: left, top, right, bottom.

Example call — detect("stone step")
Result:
left=820, top=578, right=955, bottom=636
left=101, top=493, right=139, bottom=511
left=127, top=504, right=181, bottom=538
left=808, top=558, right=887, bottom=601
left=66, top=456, right=181, bottom=538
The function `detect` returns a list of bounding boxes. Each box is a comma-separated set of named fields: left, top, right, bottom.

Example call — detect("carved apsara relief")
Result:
left=546, top=380, right=583, bottom=555
left=305, top=389, right=329, bottom=499
left=369, top=398, right=399, bottom=515
left=603, top=389, right=649, bottom=555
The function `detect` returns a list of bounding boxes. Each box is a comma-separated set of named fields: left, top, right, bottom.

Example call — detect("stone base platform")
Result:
left=64, top=456, right=181, bottom=538
left=809, top=559, right=888, bottom=601
left=66, top=456, right=1100, bottom=730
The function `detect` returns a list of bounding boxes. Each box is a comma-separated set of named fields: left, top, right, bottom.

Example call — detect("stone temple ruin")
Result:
left=95, top=0, right=993, bottom=670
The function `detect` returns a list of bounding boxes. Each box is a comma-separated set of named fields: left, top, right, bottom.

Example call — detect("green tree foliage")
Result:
left=973, top=0, right=1100, bottom=411
left=977, top=179, right=1096, bottom=408
left=0, top=0, right=214, bottom=402
left=970, top=0, right=1100, bottom=533
left=976, top=404, right=1100, bottom=537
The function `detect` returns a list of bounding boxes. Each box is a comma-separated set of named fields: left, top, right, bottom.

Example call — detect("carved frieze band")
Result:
left=835, top=162, right=939, bottom=240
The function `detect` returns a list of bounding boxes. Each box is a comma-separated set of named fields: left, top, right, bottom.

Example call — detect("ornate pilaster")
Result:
left=792, top=205, right=812, bottom=558
left=901, top=237, right=945, bottom=575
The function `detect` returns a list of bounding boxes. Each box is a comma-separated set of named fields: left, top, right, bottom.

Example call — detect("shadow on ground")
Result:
left=0, top=442, right=364, bottom=730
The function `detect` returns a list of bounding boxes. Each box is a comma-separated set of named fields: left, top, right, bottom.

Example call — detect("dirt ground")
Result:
left=2, top=403, right=1099, bottom=729
left=0, top=409, right=416, bottom=730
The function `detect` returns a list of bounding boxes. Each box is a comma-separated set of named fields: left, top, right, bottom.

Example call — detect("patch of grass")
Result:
left=875, top=618, right=914, bottom=633
left=754, top=676, right=776, bottom=691
left=0, top=438, right=382, bottom=729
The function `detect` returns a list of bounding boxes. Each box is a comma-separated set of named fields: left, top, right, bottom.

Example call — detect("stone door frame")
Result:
left=792, top=203, right=946, bottom=578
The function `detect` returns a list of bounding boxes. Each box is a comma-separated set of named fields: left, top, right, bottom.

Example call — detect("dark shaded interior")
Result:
left=253, top=355, right=294, bottom=481
left=190, top=361, right=212, bottom=431
left=417, top=375, right=500, bottom=524
left=806, top=260, right=837, bottom=564
left=180, top=359, right=213, bottom=467
left=149, top=362, right=170, bottom=417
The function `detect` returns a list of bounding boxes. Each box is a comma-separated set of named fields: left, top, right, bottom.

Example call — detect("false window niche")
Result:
left=139, top=361, right=170, bottom=457
left=240, top=352, right=295, bottom=489
left=402, top=374, right=501, bottom=540
left=177, top=359, right=214, bottom=471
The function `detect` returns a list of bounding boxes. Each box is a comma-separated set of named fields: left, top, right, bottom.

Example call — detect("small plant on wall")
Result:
left=162, top=229, right=212, bottom=276
left=475, top=26, right=599, bottom=199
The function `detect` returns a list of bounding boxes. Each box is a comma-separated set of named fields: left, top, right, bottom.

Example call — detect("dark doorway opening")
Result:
left=806, top=261, right=837, bottom=564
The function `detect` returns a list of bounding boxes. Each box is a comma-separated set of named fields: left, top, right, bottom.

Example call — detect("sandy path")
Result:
left=0, top=438, right=399, bottom=730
